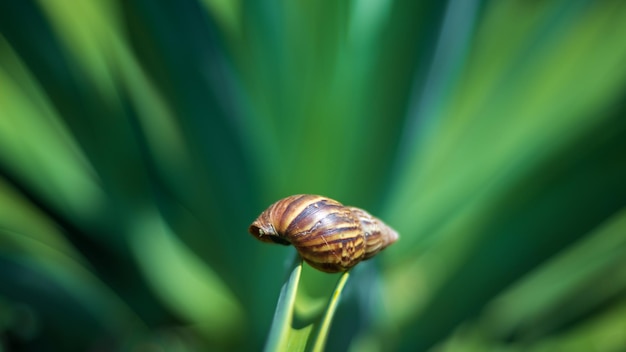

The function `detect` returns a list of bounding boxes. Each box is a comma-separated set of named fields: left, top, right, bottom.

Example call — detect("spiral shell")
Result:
left=248, top=195, right=399, bottom=273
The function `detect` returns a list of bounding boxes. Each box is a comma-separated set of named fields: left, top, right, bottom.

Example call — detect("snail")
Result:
left=249, top=195, right=399, bottom=273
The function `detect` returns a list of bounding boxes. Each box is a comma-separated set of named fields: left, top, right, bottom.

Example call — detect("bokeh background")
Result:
left=1, top=0, right=626, bottom=351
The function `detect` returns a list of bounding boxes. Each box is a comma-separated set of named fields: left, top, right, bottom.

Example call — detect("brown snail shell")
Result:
left=248, top=195, right=399, bottom=273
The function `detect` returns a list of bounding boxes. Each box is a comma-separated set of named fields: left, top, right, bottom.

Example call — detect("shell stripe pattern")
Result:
left=249, top=195, right=399, bottom=273
left=348, top=207, right=385, bottom=260
left=276, top=196, right=365, bottom=270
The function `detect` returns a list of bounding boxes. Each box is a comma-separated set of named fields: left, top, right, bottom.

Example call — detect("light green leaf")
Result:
left=264, top=257, right=351, bottom=352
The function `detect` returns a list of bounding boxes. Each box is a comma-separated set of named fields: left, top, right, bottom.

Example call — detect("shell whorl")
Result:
left=249, top=195, right=399, bottom=273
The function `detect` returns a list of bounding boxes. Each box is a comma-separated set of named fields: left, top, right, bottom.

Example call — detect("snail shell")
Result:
left=248, top=195, right=399, bottom=273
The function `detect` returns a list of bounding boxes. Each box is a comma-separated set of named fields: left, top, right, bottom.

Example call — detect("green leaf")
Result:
left=308, top=271, right=350, bottom=352
left=264, top=257, right=351, bottom=352
left=264, top=257, right=303, bottom=351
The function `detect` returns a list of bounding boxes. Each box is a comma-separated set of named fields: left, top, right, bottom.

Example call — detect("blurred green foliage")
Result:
left=1, top=0, right=626, bottom=351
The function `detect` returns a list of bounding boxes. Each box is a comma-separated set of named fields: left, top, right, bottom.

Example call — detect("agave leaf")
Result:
left=264, top=257, right=303, bottom=352
left=308, top=271, right=350, bottom=352
left=264, top=256, right=351, bottom=352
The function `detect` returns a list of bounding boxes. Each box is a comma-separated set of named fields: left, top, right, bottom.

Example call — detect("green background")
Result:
left=1, top=0, right=626, bottom=351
